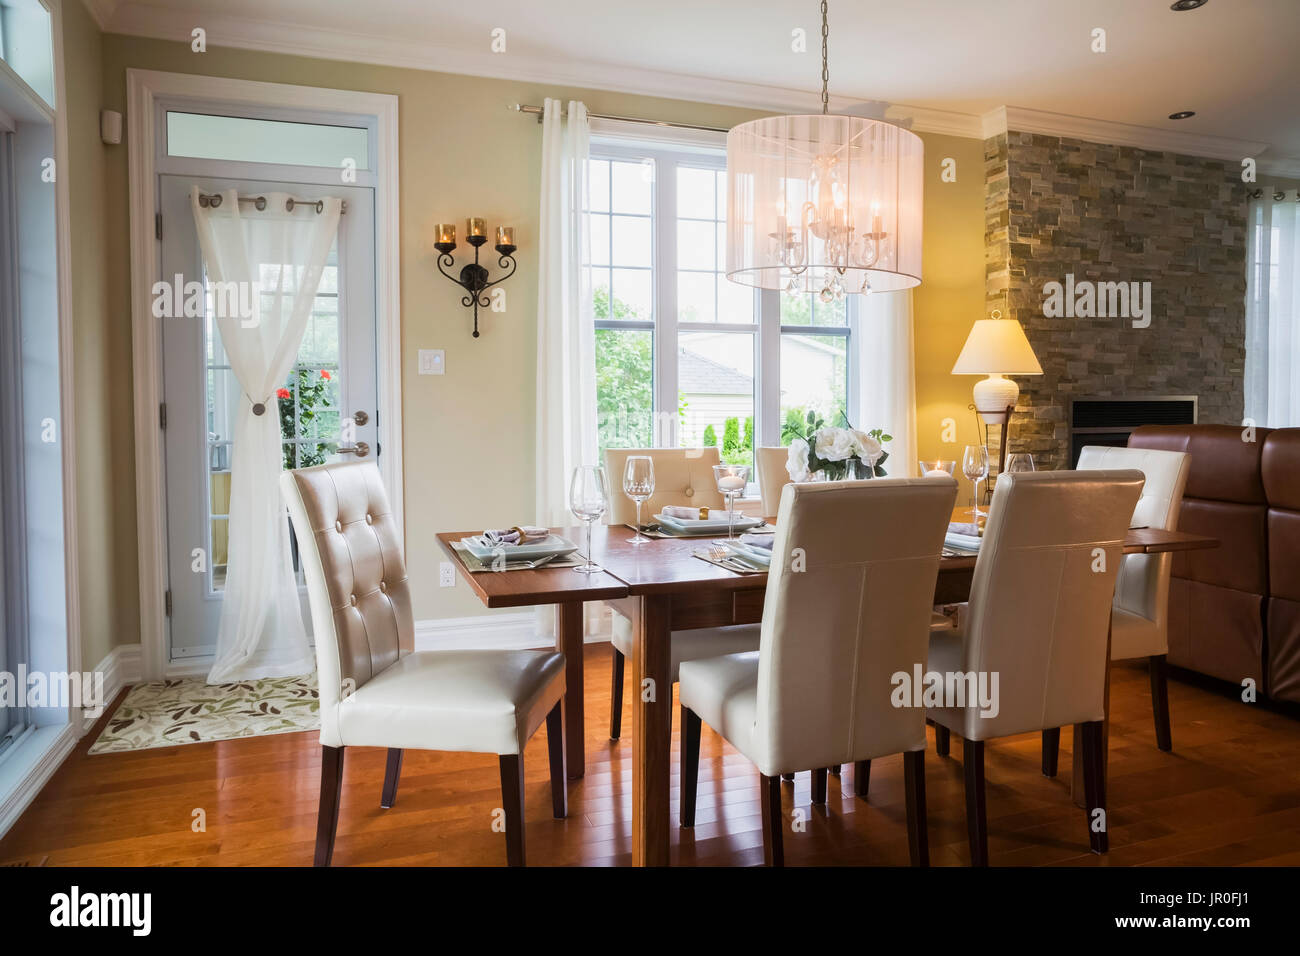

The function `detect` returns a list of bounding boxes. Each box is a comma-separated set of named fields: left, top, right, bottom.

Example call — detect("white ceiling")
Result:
left=88, top=0, right=1300, bottom=164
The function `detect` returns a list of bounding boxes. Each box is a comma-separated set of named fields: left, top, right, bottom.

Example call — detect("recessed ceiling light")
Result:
left=1170, top=0, right=1208, bottom=10
left=1168, top=111, right=1196, bottom=120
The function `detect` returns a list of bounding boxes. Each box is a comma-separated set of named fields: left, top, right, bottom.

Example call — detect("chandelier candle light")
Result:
left=433, top=218, right=518, bottom=338
left=725, top=1, right=924, bottom=302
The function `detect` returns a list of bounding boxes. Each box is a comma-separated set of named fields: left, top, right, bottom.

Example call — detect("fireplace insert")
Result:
left=1068, top=397, right=1197, bottom=466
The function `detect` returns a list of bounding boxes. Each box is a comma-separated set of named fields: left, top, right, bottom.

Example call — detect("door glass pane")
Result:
left=595, top=328, right=653, bottom=452
left=679, top=330, right=754, bottom=470
left=0, top=0, right=54, bottom=107
left=780, top=332, right=848, bottom=440
left=166, top=111, right=370, bottom=169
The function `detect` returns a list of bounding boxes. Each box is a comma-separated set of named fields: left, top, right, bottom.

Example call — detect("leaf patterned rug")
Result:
left=89, top=673, right=320, bottom=754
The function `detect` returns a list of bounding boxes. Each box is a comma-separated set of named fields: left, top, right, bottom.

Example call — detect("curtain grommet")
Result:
left=252, top=402, right=266, bottom=416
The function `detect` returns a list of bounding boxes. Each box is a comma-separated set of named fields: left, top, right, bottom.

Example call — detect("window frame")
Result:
left=590, top=137, right=859, bottom=468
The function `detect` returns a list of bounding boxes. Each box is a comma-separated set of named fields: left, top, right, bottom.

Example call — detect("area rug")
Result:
left=88, top=673, right=319, bottom=754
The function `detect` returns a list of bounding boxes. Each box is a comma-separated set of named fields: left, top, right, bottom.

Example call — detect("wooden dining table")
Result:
left=437, top=511, right=1217, bottom=867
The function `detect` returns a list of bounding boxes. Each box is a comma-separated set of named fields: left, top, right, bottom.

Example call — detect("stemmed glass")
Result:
left=712, top=463, right=751, bottom=540
left=569, top=465, right=608, bottom=574
left=962, top=444, right=990, bottom=521
left=623, top=456, right=655, bottom=545
left=1005, top=453, right=1035, bottom=474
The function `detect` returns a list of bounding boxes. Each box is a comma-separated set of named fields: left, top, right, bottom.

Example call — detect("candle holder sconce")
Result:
left=433, top=219, right=517, bottom=338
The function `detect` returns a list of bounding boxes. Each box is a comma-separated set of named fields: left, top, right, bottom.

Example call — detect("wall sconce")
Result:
left=433, top=218, right=518, bottom=338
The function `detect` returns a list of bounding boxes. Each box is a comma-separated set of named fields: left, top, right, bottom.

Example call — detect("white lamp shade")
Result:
left=725, top=114, right=924, bottom=294
left=951, top=319, right=1043, bottom=375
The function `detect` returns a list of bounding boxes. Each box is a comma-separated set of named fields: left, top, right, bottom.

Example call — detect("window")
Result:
left=166, top=112, right=370, bottom=169
left=592, top=141, right=857, bottom=481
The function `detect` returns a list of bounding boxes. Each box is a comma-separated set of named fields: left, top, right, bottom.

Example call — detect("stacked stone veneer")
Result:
left=983, top=130, right=1247, bottom=471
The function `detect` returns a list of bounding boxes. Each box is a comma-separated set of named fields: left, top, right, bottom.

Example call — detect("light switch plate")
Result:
left=418, top=349, right=445, bottom=375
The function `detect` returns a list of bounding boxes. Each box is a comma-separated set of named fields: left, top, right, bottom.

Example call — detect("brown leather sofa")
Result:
left=1128, top=425, right=1300, bottom=704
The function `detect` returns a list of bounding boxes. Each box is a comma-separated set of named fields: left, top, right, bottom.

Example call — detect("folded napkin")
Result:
left=661, top=505, right=710, bottom=520
left=947, top=521, right=980, bottom=537
left=482, top=525, right=549, bottom=546
left=738, top=532, right=774, bottom=551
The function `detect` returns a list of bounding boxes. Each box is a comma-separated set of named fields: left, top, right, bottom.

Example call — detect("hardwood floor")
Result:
left=3, top=643, right=1300, bottom=866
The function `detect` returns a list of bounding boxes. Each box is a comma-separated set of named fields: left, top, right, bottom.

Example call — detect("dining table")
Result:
left=437, top=508, right=1217, bottom=867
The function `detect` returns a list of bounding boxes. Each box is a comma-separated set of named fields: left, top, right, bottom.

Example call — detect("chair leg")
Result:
left=380, top=748, right=403, bottom=809
left=760, top=773, right=784, bottom=866
left=1150, top=654, right=1172, bottom=752
left=498, top=754, right=526, bottom=867
left=680, top=706, right=702, bottom=828
left=1080, top=719, right=1109, bottom=854
left=1041, top=728, right=1060, bottom=778
left=545, top=701, right=567, bottom=819
left=903, top=750, right=929, bottom=867
left=314, top=745, right=345, bottom=867
left=811, top=767, right=828, bottom=805
left=854, top=759, right=871, bottom=800
left=609, top=649, right=625, bottom=740
left=963, top=739, right=988, bottom=867
left=934, top=724, right=950, bottom=757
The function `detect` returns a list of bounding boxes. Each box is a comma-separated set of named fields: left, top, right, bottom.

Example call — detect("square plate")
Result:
left=460, top=534, right=579, bottom=563
left=655, top=512, right=765, bottom=535
left=723, top=540, right=772, bottom=568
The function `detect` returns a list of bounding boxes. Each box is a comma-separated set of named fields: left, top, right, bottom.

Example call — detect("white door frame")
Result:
left=127, top=69, right=402, bottom=679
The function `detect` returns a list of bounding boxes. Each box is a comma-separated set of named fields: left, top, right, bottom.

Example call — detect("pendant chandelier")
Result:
left=725, top=0, right=924, bottom=301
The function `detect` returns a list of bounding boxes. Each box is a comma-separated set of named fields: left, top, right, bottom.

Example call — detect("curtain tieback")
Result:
left=248, top=394, right=272, bottom=416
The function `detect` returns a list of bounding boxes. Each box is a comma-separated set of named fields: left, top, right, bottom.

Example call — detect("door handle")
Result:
left=337, top=441, right=370, bottom=458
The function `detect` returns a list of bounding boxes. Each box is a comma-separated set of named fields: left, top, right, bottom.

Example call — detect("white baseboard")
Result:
left=83, top=643, right=144, bottom=733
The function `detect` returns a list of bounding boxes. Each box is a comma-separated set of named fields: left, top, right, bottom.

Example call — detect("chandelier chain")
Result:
left=820, top=0, right=829, bottom=114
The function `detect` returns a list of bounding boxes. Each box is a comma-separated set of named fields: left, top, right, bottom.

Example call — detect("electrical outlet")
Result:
left=419, top=349, right=445, bottom=375
left=439, top=561, right=456, bottom=587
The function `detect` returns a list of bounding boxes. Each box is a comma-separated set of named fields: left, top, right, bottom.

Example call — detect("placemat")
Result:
left=451, top=539, right=585, bottom=572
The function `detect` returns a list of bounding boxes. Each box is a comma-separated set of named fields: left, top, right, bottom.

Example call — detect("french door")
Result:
left=158, top=174, right=378, bottom=663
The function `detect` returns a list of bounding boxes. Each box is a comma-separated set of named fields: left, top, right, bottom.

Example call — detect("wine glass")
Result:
left=569, top=465, right=608, bottom=574
left=962, top=444, right=990, bottom=521
left=712, top=463, right=751, bottom=540
left=1005, top=453, right=1035, bottom=473
left=623, top=456, right=655, bottom=545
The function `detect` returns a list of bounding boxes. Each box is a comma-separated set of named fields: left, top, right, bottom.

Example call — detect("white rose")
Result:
left=814, top=427, right=856, bottom=462
left=786, top=438, right=811, bottom=482
left=852, top=430, right=882, bottom=461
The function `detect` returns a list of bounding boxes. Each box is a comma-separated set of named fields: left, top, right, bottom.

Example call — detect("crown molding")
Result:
left=982, top=105, right=1274, bottom=163
left=100, top=2, right=984, bottom=139
left=80, top=0, right=120, bottom=31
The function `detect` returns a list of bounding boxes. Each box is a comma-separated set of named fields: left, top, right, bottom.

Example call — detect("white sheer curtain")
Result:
left=535, top=99, right=597, bottom=525
left=1245, top=188, right=1300, bottom=427
left=857, top=289, right=919, bottom=477
left=192, top=186, right=341, bottom=683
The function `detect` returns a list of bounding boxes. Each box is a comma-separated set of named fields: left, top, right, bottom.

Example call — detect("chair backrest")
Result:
left=756, top=446, right=790, bottom=517
left=280, top=462, right=413, bottom=747
left=753, top=477, right=958, bottom=773
left=601, top=447, right=724, bottom=525
left=1077, top=445, right=1190, bottom=628
left=957, top=470, right=1144, bottom=741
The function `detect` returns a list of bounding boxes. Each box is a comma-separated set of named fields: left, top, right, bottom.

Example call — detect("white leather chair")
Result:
left=1070, top=444, right=1190, bottom=756
left=756, top=446, right=790, bottom=518
left=927, top=469, right=1144, bottom=865
left=678, top=476, right=959, bottom=866
left=601, top=447, right=760, bottom=740
left=281, top=461, right=567, bottom=867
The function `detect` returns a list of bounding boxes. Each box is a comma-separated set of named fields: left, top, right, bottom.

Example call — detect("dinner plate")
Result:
left=654, top=512, right=765, bottom=535
left=723, top=540, right=772, bottom=568
left=461, top=534, right=579, bottom=563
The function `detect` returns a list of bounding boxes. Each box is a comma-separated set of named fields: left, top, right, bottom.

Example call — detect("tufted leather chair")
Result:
left=1072, top=445, right=1189, bottom=756
left=601, top=447, right=760, bottom=741
left=678, top=477, right=959, bottom=866
left=281, top=461, right=567, bottom=867
left=756, top=446, right=791, bottom=518
left=927, top=469, right=1144, bottom=865
left=1263, top=431, right=1300, bottom=703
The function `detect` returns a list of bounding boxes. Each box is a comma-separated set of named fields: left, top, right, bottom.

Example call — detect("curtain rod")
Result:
left=512, top=104, right=729, bottom=135
left=196, top=193, right=348, bottom=215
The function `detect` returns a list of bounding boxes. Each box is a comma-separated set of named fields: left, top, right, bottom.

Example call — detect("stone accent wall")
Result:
left=983, top=130, right=1247, bottom=470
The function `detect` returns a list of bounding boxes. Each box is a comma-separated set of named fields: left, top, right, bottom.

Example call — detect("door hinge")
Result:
left=155, top=212, right=162, bottom=240
left=164, top=590, right=172, bottom=617
left=159, top=402, right=167, bottom=430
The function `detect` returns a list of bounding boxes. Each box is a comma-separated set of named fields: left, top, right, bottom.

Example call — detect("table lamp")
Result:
left=951, top=315, right=1042, bottom=425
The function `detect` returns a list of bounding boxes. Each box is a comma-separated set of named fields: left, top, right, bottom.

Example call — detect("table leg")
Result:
left=555, top=602, right=585, bottom=780
left=631, top=592, right=673, bottom=867
left=1074, top=617, right=1112, bottom=807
